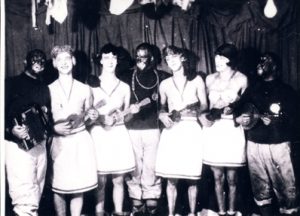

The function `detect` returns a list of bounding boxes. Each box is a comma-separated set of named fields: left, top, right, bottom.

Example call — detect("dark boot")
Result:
left=259, top=204, right=274, bottom=216
left=132, top=212, right=145, bottom=216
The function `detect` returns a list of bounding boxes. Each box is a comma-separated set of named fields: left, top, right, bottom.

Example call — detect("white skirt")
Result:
left=155, top=119, right=203, bottom=180
left=50, top=130, right=98, bottom=194
left=202, top=118, right=246, bottom=167
left=90, top=124, right=135, bottom=175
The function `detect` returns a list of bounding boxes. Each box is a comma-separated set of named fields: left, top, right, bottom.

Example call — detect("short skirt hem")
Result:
left=203, top=160, right=246, bottom=167
left=97, top=166, right=135, bottom=175
left=52, top=183, right=98, bottom=194
left=155, top=172, right=201, bottom=180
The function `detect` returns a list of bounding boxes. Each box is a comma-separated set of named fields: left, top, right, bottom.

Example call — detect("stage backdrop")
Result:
left=5, top=0, right=300, bottom=91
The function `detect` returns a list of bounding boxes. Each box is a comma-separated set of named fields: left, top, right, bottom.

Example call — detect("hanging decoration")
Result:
left=31, top=0, right=38, bottom=29
left=139, top=0, right=172, bottom=20
left=109, top=0, right=134, bottom=15
left=172, top=0, right=195, bottom=11
left=45, top=0, right=68, bottom=25
left=139, top=0, right=195, bottom=11
left=264, top=0, right=277, bottom=18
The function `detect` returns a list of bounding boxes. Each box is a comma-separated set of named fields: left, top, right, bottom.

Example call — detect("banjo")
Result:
left=241, top=102, right=282, bottom=130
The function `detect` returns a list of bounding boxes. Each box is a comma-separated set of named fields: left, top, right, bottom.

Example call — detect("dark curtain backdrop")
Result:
left=5, top=0, right=300, bottom=91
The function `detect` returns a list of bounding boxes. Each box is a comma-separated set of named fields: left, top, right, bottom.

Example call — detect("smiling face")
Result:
left=215, top=54, right=230, bottom=72
left=53, top=52, right=75, bottom=75
left=100, top=52, right=117, bottom=73
left=165, top=54, right=184, bottom=72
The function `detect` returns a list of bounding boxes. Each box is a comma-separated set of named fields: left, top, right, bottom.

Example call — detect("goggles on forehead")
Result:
left=136, top=55, right=150, bottom=63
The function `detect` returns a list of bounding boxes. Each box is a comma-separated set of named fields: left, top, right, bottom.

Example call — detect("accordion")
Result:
left=13, top=104, right=50, bottom=151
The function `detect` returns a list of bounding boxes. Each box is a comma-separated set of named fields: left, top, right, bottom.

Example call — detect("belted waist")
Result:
left=114, top=121, right=125, bottom=126
left=220, top=114, right=234, bottom=120
left=180, top=115, right=198, bottom=121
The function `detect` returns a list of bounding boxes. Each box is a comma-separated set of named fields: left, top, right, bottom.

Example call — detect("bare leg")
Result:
left=70, top=193, right=84, bottom=216
left=227, top=168, right=238, bottom=214
left=95, top=175, right=107, bottom=214
left=187, top=180, right=198, bottom=215
left=166, top=178, right=178, bottom=215
left=54, top=193, right=67, bottom=216
left=146, top=199, right=158, bottom=215
left=112, top=174, right=124, bottom=213
left=132, top=198, right=145, bottom=214
left=211, top=166, right=226, bottom=214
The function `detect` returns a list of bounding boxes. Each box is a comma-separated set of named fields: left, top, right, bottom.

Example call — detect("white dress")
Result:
left=155, top=76, right=204, bottom=180
left=202, top=87, right=246, bottom=167
left=90, top=80, right=135, bottom=175
left=49, top=79, right=97, bottom=194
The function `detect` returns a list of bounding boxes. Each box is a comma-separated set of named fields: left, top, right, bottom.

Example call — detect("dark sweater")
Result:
left=122, top=68, right=171, bottom=130
left=240, top=79, right=299, bottom=144
left=5, top=72, right=51, bottom=141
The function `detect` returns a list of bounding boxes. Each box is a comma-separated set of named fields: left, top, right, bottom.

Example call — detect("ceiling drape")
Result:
left=5, top=0, right=300, bottom=91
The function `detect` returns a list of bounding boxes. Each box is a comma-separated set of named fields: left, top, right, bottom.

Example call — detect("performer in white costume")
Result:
left=200, top=43, right=248, bottom=216
left=156, top=46, right=208, bottom=216
left=49, top=45, right=97, bottom=216
left=87, top=43, right=135, bottom=216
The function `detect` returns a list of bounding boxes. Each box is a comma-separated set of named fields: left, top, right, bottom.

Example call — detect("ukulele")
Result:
left=55, top=99, right=106, bottom=129
left=99, top=97, right=151, bottom=128
left=169, top=101, right=201, bottom=122
left=241, top=103, right=281, bottom=130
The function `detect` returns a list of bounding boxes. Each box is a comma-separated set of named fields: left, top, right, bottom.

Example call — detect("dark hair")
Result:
left=162, top=45, right=184, bottom=59
left=98, top=43, right=119, bottom=61
left=92, top=43, right=120, bottom=65
left=162, top=45, right=196, bottom=81
left=215, top=43, right=238, bottom=68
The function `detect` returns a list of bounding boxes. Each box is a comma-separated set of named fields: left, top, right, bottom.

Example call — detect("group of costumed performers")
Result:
left=4, top=42, right=299, bottom=216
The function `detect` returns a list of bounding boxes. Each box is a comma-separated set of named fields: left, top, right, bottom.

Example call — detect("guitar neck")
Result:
left=178, top=101, right=200, bottom=112
left=119, top=97, right=151, bottom=117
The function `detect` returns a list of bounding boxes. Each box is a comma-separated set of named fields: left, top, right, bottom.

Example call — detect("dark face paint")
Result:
left=26, top=51, right=46, bottom=75
left=257, top=54, right=276, bottom=79
left=31, top=55, right=46, bottom=68
left=136, top=49, right=153, bottom=71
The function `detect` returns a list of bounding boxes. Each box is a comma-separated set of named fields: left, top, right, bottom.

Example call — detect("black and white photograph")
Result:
left=1, top=0, right=300, bottom=216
